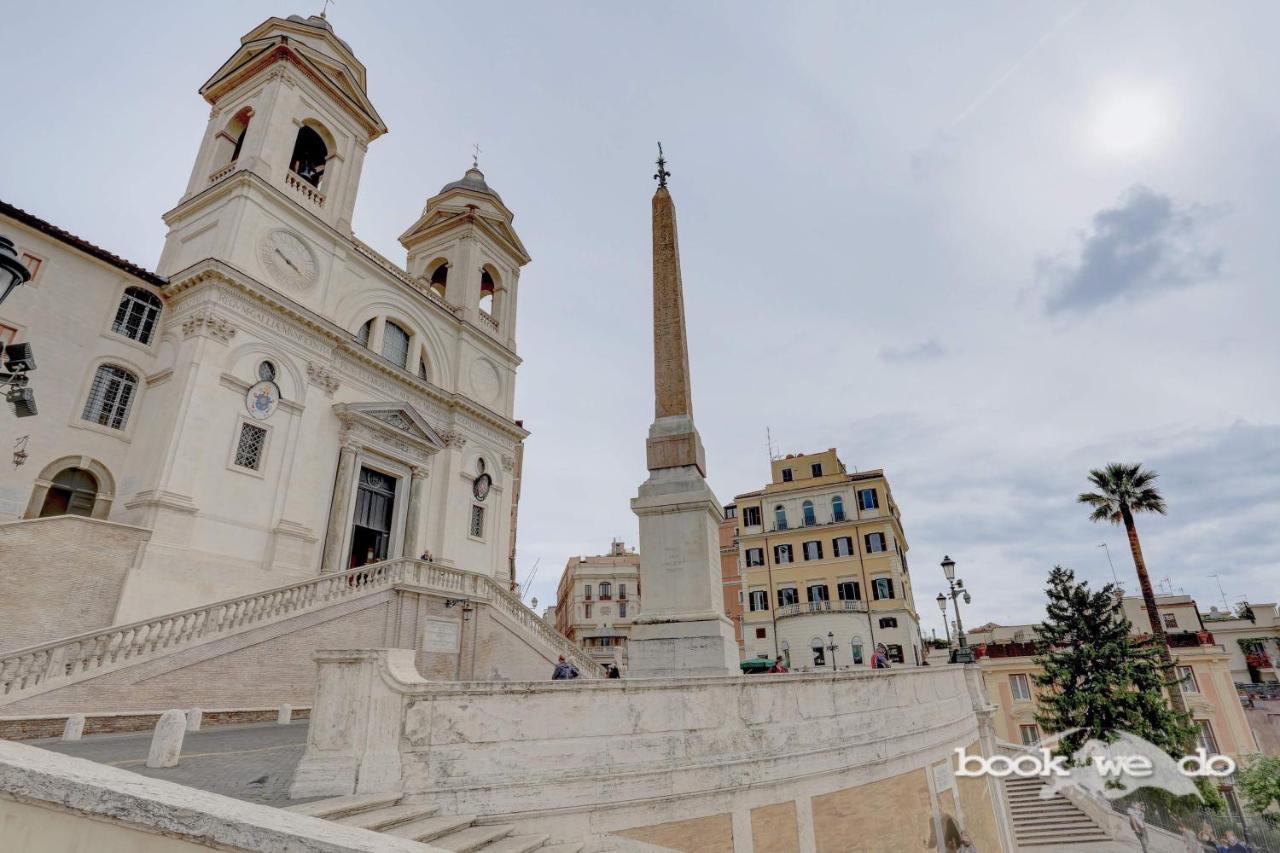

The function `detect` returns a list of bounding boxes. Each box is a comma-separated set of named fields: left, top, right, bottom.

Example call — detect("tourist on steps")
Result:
left=552, top=655, right=580, bottom=680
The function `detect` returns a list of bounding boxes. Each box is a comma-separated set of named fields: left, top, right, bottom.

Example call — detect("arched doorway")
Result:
left=39, top=468, right=99, bottom=517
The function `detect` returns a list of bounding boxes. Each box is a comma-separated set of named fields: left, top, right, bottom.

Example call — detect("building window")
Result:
left=1162, top=612, right=1178, bottom=629
left=724, top=504, right=737, bottom=519
left=807, top=584, right=829, bottom=603
left=778, top=587, right=799, bottom=607
left=82, top=365, right=138, bottom=430
left=1019, top=725, right=1040, bottom=746
left=748, top=590, right=769, bottom=612
left=428, top=261, right=449, bottom=299
left=864, top=532, right=887, bottom=553
left=755, top=627, right=767, bottom=639
left=38, top=468, right=99, bottom=518
left=584, top=603, right=592, bottom=619
left=782, top=468, right=793, bottom=482
left=811, top=639, right=825, bottom=666
left=831, top=495, right=845, bottom=522
left=1177, top=665, right=1199, bottom=694
left=837, top=580, right=860, bottom=601
left=742, top=506, right=761, bottom=526
left=289, top=125, right=328, bottom=187
left=802, top=500, right=817, bottom=527
left=1195, top=720, right=1220, bottom=755
left=469, top=504, right=485, bottom=538
left=885, top=644, right=904, bottom=663
left=872, top=577, right=894, bottom=600
left=1010, top=673, right=1032, bottom=701
left=618, top=583, right=627, bottom=599
left=851, top=640, right=864, bottom=665
left=774, top=544, right=793, bottom=564
left=619, top=602, right=628, bottom=618
left=774, top=505, right=788, bottom=530
left=112, top=287, right=162, bottom=344
left=745, top=548, right=764, bottom=567
left=811, top=462, right=823, bottom=477
left=833, top=536, right=853, bottom=557
left=19, top=252, right=43, bottom=282
left=381, top=320, right=410, bottom=367
left=233, top=422, right=268, bottom=470
left=878, top=617, right=898, bottom=629
left=584, top=584, right=592, bottom=600
left=357, top=318, right=373, bottom=346
left=599, top=582, right=612, bottom=600
left=479, top=267, right=497, bottom=315
left=858, top=488, right=879, bottom=510
left=257, top=360, right=277, bottom=382
left=803, top=540, right=823, bottom=561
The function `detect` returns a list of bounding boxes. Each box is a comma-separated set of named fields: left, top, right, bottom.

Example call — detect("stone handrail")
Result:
left=349, top=238, right=462, bottom=318
left=208, top=161, right=238, bottom=185
left=285, top=170, right=326, bottom=208
left=0, top=559, right=600, bottom=701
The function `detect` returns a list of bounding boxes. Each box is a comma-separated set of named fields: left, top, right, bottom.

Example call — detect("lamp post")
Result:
left=936, top=592, right=952, bottom=654
left=941, top=555, right=973, bottom=663
left=826, top=631, right=838, bottom=672
left=0, top=236, right=32, bottom=305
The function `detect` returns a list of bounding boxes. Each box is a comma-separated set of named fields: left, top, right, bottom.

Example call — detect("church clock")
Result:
left=257, top=230, right=317, bottom=291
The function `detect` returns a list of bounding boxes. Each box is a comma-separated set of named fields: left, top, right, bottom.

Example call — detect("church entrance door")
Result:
left=349, top=466, right=396, bottom=568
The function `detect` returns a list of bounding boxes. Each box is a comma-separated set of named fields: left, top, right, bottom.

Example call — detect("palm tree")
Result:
left=1078, top=462, right=1189, bottom=717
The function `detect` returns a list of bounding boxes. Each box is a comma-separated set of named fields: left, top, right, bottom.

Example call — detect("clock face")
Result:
left=257, top=230, right=317, bottom=291
left=472, top=473, right=492, bottom=502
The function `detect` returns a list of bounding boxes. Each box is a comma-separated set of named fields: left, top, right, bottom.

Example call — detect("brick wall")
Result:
left=0, top=516, right=150, bottom=652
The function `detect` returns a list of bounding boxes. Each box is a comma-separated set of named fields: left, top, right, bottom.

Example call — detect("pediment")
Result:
left=335, top=402, right=445, bottom=454
left=398, top=207, right=530, bottom=265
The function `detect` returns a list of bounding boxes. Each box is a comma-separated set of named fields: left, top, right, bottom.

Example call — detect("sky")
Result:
left=3, top=1, right=1278, bottom=639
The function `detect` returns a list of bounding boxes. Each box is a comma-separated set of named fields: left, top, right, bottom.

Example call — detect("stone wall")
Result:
left=0, top=516, right=150, bottom=652
left=0, top=707, right=310, bottom=741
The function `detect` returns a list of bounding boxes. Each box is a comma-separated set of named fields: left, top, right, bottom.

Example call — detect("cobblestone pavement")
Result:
left=30, top=721, right=314, bottom=807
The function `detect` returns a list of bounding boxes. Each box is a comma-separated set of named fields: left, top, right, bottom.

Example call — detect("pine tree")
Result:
left=1033, top=565, right=1196, bottom=761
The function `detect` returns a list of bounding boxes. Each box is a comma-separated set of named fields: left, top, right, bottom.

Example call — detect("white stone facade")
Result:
left=0, top=14, right=529, bottom=628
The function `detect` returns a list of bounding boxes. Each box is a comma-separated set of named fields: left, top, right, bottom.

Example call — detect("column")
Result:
left=320, top=441, right=359, bottom=573
left=401, top=466, right=428, bottom=558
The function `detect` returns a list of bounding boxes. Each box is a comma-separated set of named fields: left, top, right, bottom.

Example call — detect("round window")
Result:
left=258, top=361, right=277, bottom=382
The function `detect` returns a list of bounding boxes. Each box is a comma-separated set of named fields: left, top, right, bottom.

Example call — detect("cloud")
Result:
left=879, top=338, right=946, bottom=364
left=1039, top=185, right=1225, bottom=315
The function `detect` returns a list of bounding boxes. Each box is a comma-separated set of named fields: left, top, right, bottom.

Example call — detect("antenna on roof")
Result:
left=766, top=427, right=780, bottom=462
left=319, top=0, right=335, bottom=19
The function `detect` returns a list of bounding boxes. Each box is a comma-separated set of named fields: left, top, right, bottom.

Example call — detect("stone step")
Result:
left=535, top=844, right=585, bottom=853
left=1016, top=828, right=1110, bottom=840
left=1010, top=803, right=1082, bottom=813
left=285, top=793, right=403, bottom=820
left=475, top=834, right=550, bottom=853
left=335, top=802, right=441, bottom=831
left=1016, top=816, right=1101, bottom=828
left=433, top=824, right=517, bottom=852
left=383, top=814, right=479, bottom=843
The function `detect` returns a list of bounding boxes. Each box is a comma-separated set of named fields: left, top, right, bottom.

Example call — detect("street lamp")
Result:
left=826, top=631, right=838, bottom=672
left=936, top=592, right=952, bottom=651
left=0, top=235, right=32, bottom=305
left=941, top=555, right=973, bottom=663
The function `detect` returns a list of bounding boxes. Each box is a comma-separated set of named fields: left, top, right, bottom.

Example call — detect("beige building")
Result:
left=735, top=449, right=922, bottom=669
left=0, top=14, right=531, bottom=642
left=554, top=540, right=640, bottom=670
left=970, top=594, right=1259, bottom=764
left=1202, top=601, right=1280, bottom=685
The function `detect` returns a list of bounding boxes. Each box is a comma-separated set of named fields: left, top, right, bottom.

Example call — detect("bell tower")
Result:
left=157, top=14, right=386, bottom=277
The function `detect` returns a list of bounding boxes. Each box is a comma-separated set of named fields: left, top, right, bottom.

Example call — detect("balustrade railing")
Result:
left=776, top=599, right=867, bottom=618
left=208, top=161, right=238, bottom=185
left=0, top=559, right=601, bottom=699
left=479, top=310, right=499, bottom=332
left=285, top=170, right=326, bottom=208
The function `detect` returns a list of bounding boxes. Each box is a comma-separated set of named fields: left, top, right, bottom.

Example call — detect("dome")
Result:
left=285, top=14, right=353, bottom=53
left=439, top=167, right=502, bottom=204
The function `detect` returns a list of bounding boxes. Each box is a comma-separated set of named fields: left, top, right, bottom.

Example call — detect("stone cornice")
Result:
left=162, top=259, right=528, bottom=442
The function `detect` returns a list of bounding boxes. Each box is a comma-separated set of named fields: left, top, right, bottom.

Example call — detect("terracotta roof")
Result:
left=0, top=199, right=166, bottom=287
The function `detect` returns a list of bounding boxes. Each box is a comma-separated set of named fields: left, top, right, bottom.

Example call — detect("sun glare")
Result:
left=1090, top=86, right=1171, bottom=156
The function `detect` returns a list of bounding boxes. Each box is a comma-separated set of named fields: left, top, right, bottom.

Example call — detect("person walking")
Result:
left=955, top=831, right=977, bottom=853
left=872, top=643, right=891, bottom=669
left=607, top=663, right=621, bottom=679
left=1127, top=802, right=1149, bottom=853
left=768, top=656, right=789, bottom=673
left=551, top=655, right=579, bottom=680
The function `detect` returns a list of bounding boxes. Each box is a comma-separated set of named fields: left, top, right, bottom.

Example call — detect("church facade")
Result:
left=0, top=14, right=528, bottom=627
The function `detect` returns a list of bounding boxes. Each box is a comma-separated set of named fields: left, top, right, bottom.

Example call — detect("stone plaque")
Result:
left=932, top=758, right=953, bottom=792
left=424, top=618, right=460, bottom=652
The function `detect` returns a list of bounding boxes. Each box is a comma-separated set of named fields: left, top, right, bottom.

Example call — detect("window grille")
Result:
left=112, top=287, right=162, bottom=344
left=82, top=365, right=138, bottom=429
left=234, top=422, right=268, bottom=470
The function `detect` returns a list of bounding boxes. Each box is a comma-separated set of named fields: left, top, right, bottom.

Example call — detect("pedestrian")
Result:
left=1220, top=831, right=1249, bottom=853
left=1176, top=821, right=1201, bottom=853
left=551, top=655, right=579, bottom=680
left=1127, top=802, right=1149, bottom=853
left=872, top=643, right=891, bottom=669
left=768, top=656, right=789, bottom=673
left=607, top=663, right=621, bottom=679
left=955, top=831, right=977, bottom=853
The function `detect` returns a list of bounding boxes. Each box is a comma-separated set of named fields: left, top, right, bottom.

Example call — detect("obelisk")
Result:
left=627, top=146, right=739, bottom=678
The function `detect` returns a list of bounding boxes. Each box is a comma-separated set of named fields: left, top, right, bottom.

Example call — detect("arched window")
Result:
left=428, top=261, right=448, bottom=299
left=479, top=268, right=496, bottom=314
left=289, top=125, right=328, bottom=188
left=831, top=495, right=845, bottom=522
left=356, top=318, right=373, bottom=347
left=802, top=500, right=816, bottom=527
left=381, top=320, right=410, bottom=367
left=39, top=468, right=99, bottom=518
left=258, top=360, right=277, bottom=382
left=850, top=635, right=864, bottom=666
left=811, top=638, right=826, bottom=667
left=82, top=365, right=138, bottom=430
left=112, top=287, right=162, bottom=345
left=774, top=505, right=787, bottom=530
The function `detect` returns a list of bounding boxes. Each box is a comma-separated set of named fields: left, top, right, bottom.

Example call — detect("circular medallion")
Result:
left=472, top=473, right=492, bottom=501
left=257, top=229, right=317, bottom=291
left=468, top=358, right=501, bottom=405
left=246, top=380, right=281, bottom=420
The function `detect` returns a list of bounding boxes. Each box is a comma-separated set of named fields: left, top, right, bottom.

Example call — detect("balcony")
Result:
left=1167, top=630, right=1214, bottom=649
left=776, top=600, right=867, bottom=618
left=598, top=594, right=612, bottom=601
left=285, top=170, right=326, bottom=209
left=979, top=641, right=1038, bottom=659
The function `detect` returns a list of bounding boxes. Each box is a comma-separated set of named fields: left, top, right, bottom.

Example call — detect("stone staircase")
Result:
left=1004, top=775, right=1112, bottom=848
left=0, top=559, right=601, bottom=707
left=287, top=793, right=588, bottom=853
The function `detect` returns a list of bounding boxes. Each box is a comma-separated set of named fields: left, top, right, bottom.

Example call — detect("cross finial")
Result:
left=472, top=143, right=482, bottom=170
left=319, top=0, right=335, bottom=19
left=654, top=142, right=670, bottom=187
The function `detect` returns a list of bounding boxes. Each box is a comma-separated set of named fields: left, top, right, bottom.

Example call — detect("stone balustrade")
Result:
left=478, top=309, right=499, bottom=332
left=284, top=170, right=326, bottom=208
left=207, top=161, right=238, bottom=185
left=0, top=560, right=600, bottom=703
